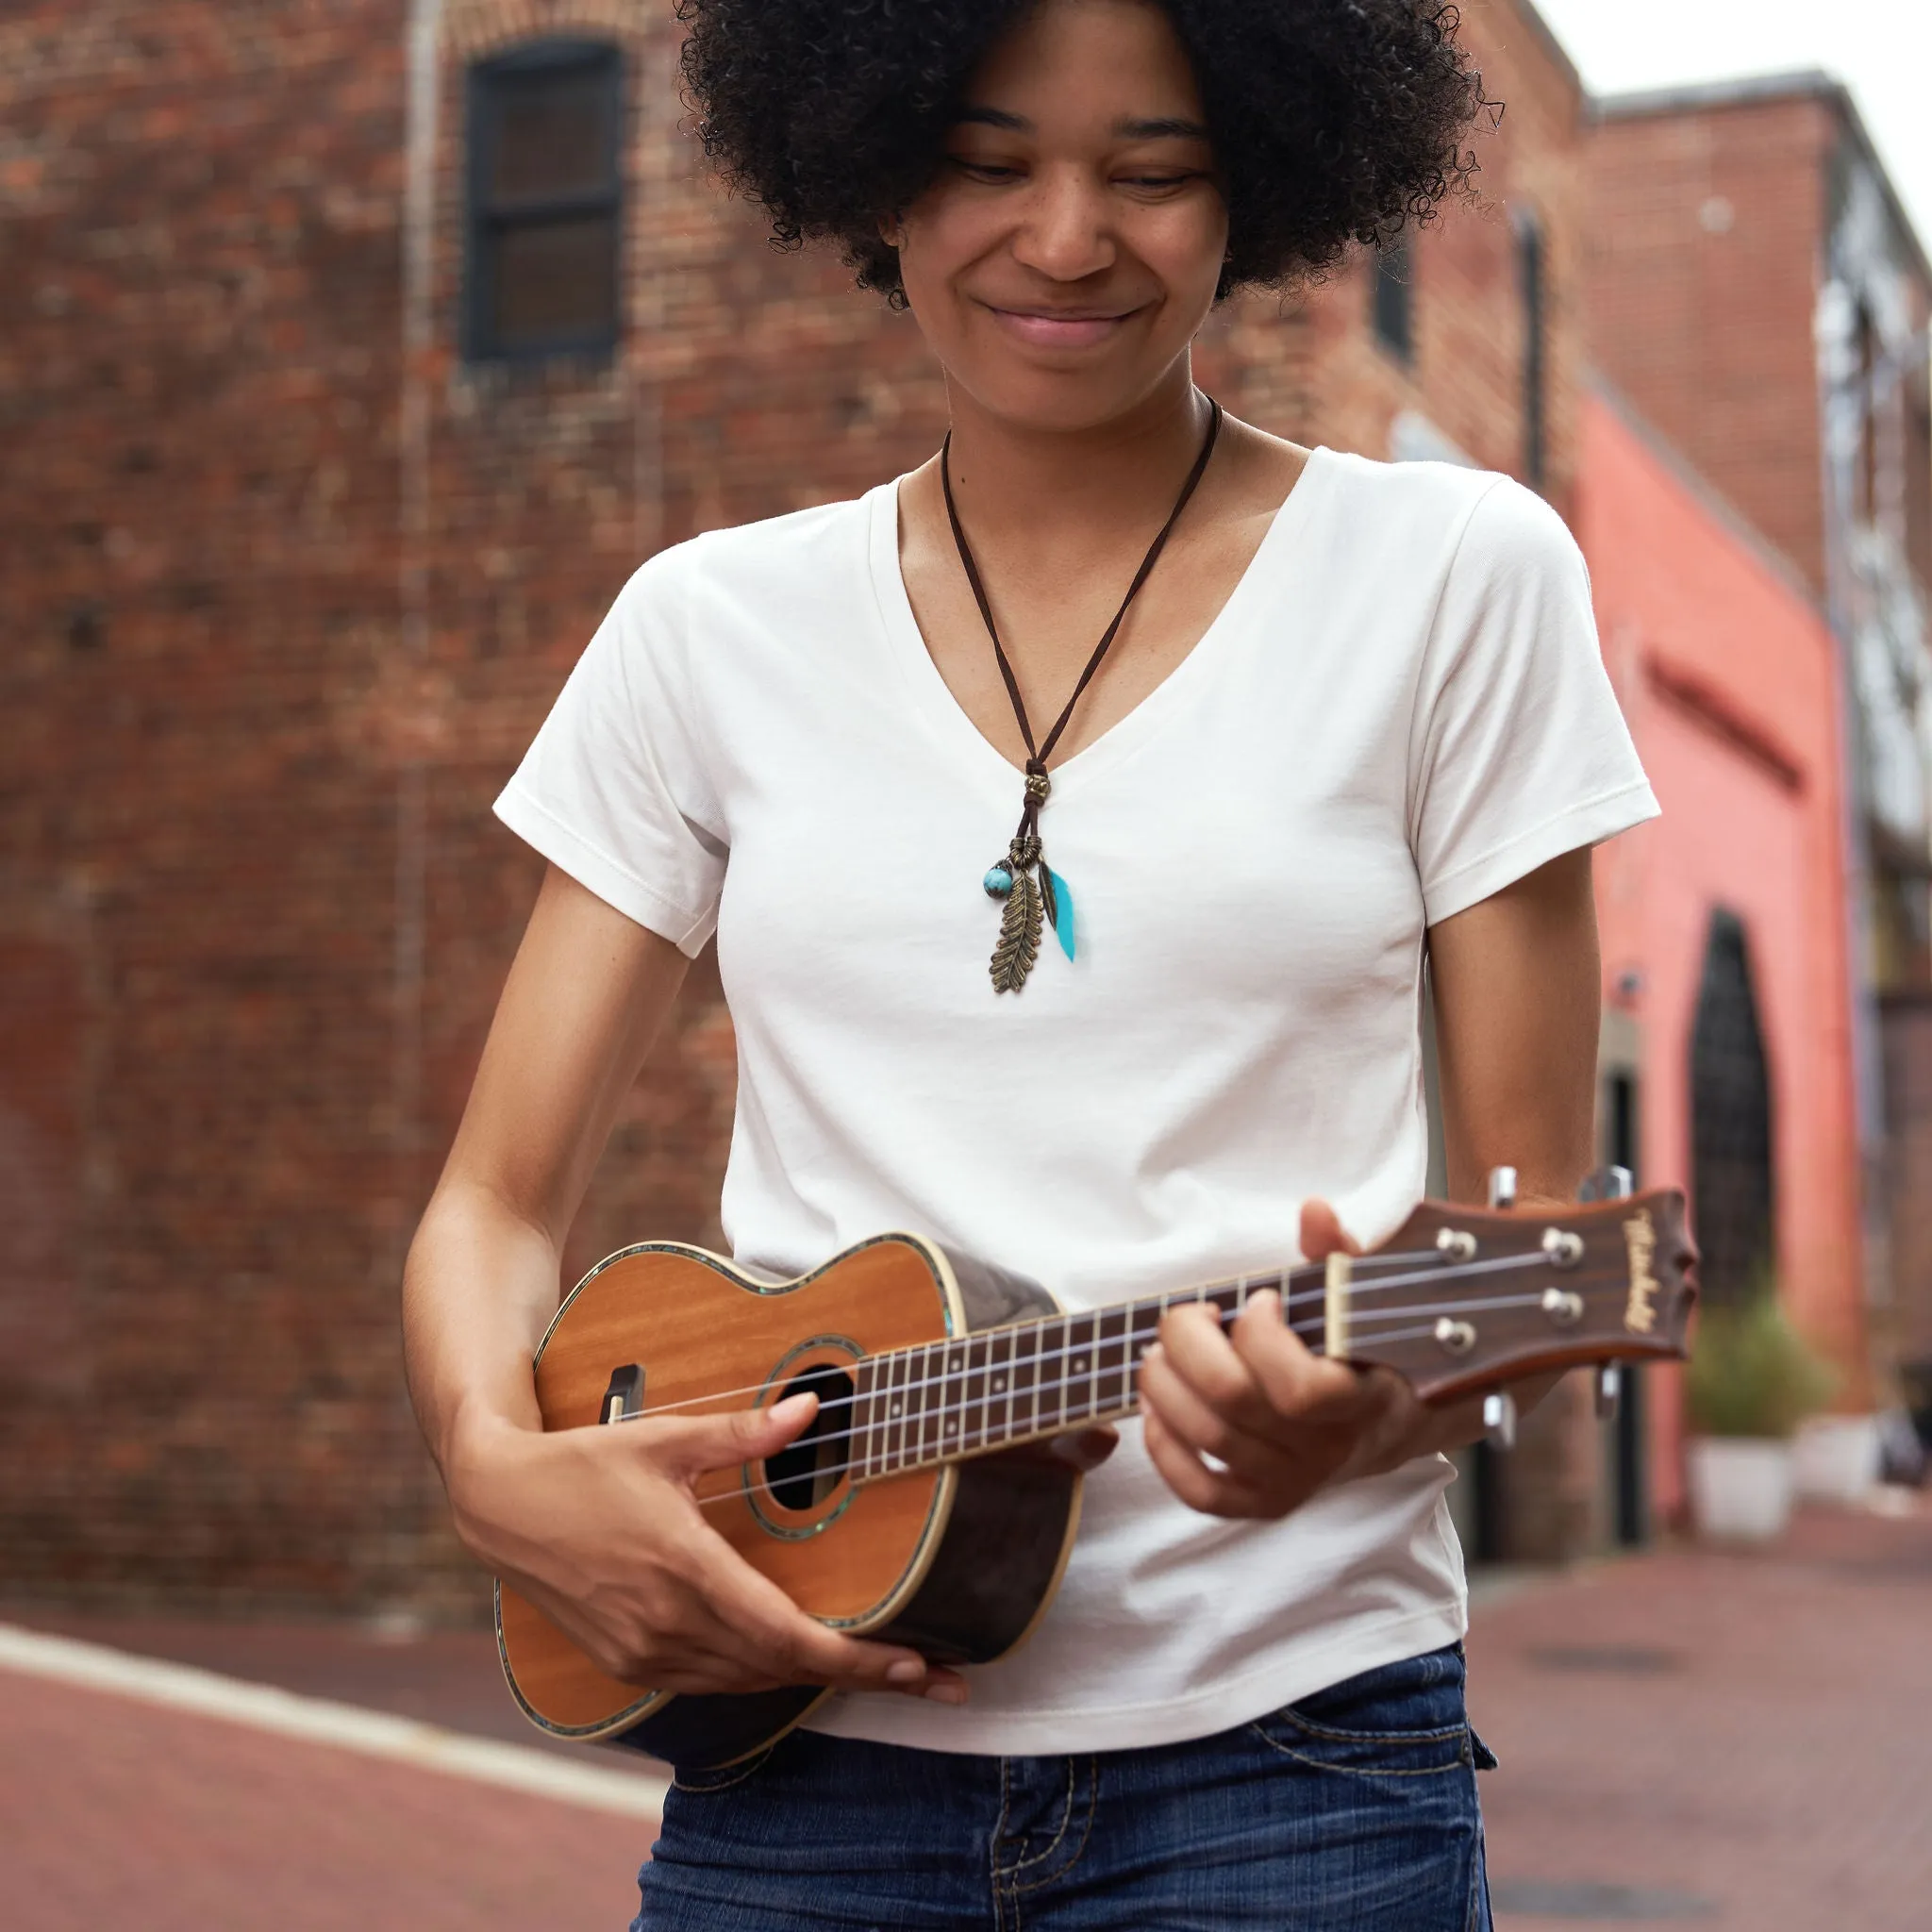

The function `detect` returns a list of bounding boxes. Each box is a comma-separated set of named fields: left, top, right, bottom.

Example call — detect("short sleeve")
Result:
left=1409, top=477, right=1657, bottom=924
left=493, top=552, right=727, bottom=956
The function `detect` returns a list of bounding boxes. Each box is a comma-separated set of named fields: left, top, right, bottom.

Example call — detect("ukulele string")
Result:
left=602, top=1243, right=1553, bottom=1429
left=682, top=1310, right=1535, bottom=1514
left=625, top=1262, right=1559, bottom=1491
left=596, top=1248, right=1542, bottom=1426
left=683, top=1285, right=1561, bottom=1474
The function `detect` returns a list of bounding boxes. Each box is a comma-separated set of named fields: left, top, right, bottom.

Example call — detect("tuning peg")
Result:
left=1482, top=1390, right=1518, bottom=1450
left=1579, top=1164, right=1634, bottom=1203
left=1594, top=1364, right=1623, bottom=1420
left=1487, top=1167, right=1519, bottom=1211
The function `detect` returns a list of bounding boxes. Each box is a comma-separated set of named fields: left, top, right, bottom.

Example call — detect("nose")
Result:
left=1008, top=165, right=1117, bottom=283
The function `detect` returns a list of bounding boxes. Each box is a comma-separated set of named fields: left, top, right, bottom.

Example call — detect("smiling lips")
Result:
left=988, top=305, right=1141, bottom=349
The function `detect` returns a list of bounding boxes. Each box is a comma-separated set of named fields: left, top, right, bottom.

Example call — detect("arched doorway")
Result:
left=1689, top=909, right=1775, bottom=1307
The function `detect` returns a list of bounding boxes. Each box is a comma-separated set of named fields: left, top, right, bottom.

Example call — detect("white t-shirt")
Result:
left=495, top=447, right=1658, bottom=1757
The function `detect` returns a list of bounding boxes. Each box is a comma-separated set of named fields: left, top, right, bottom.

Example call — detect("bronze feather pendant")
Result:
left=990, top=865, right=1042, bottom=993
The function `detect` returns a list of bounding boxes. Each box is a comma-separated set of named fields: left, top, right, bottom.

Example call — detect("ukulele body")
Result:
left=494, top=1234, right=1082, bottom=1771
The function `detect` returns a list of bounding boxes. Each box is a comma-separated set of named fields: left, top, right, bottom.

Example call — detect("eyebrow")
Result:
left=953, top=107, right=1211, bottom=142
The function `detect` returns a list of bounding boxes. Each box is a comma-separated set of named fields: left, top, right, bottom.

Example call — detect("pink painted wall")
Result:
left=1579, top=391, right=1867, bottom=1516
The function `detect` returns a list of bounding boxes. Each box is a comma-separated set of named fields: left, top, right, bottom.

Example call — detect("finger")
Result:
left=1227, top=1291, right=1362, bottom=1420
left=692, top=1538, right=959, bottom=1696
left=1137, top=1342, right=1289, bottom=1488
left=513, top=1570, right=773, bottom=1692
left=1156, top=1302, right=1280, bottom=1436
left=655, top=1392, right=818, bottom=1481
left=1141, top=1402, right=1268, bottom=1520
left=1047, top=1424, right=1119, bottom=1473
left=1297, top=1198, right=1363, bottom=1263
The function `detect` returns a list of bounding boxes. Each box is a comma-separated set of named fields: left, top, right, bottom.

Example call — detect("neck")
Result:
left=939, top=361, right=1210, bottom=557
left=851, top=1261, right=1320, bottom=1483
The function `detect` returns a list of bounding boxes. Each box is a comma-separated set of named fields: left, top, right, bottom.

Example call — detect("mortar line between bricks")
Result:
left=0, top=1622, right=669, bottom=1821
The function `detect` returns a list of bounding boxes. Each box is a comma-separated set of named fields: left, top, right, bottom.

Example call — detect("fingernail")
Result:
left=885, top=1658, right=925, bottom=1685
left=923, top=1680, right=968, bottom=1704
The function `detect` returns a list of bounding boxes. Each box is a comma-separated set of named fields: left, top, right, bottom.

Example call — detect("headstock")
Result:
left=1334, top=1180, right=1696, bottom=1408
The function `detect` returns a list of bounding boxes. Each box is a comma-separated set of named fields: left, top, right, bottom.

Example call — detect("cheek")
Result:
left=895, top=192, right=1002, bottom=299
left=1137, top=198, right=1229, bottom=304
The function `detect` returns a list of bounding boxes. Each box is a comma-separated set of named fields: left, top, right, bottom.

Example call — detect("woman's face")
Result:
left=891, top=0, right=1226, bottom=432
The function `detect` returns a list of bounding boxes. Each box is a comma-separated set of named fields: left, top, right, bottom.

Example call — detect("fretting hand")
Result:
left=1137, top=1200, right=1496, bottom=1520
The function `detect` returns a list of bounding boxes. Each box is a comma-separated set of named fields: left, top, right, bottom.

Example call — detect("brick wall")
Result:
left=1584, top=93, right=1837, bottom=596
left=0, top=0, right=429, bottom=1609
left=1, top=0, right=1590, bottom=1616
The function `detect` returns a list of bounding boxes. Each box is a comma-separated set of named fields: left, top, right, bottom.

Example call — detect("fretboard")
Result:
left=849, top=1272, right=1324, bottom=1484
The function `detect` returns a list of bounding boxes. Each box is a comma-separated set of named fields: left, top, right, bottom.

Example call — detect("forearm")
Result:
left=402, top=1176, right=566, bottom=1486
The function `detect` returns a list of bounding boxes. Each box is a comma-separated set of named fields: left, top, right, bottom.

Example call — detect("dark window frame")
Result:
left=464, top=37, right=624, bottom=366
left=1514, top=206, right=1547, bottom=491
left=1371, top=237, right=1415, bottom=366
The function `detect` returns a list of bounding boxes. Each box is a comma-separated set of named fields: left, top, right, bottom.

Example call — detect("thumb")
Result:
left=1299, top=1197, right=1362, bottom=1263
left=657, top=1391, right=817, bottom=1479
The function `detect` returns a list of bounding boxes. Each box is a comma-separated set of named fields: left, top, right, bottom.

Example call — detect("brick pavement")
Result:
left=2, top=1666, right=654, bottom=1932
left=1472, top=1499, right=1932, bottom=1928
left=7, top=1498, right=1930, bottom=1928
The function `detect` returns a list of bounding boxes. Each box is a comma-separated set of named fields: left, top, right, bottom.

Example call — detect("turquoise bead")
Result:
left=983, top=867, right=1014, bottom=899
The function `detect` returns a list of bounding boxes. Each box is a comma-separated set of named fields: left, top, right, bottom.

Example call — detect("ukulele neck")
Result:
left=850, top=1271, right=1321, bottom=1483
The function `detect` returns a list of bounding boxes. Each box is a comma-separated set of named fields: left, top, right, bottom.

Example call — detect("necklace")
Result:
left=941, top=396, right=1224, bottom=993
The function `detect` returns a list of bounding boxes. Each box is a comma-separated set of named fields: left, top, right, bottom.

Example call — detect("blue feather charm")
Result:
left=1043, top=866, right=1075, bottom=961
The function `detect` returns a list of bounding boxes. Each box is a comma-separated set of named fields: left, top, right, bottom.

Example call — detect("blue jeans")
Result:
left=634, top=1642, right=1494, bottom=1930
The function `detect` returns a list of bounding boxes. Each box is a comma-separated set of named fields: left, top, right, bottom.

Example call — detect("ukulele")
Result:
left=495, top=1168, right=1694, bottom=1771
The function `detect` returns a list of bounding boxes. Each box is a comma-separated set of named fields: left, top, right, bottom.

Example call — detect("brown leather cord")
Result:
left=941, top=397, right=1224, bottom=858
left=941, top=396, right=1224, bottom=988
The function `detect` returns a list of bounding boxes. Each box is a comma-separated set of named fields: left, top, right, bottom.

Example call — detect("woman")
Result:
left=403, top=0, right=1657, bottom=1924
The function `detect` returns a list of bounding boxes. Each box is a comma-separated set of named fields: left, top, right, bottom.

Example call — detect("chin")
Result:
left=943, top=351, right=1194, bottom=437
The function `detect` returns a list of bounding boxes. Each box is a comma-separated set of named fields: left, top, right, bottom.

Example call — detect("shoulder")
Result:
left=1311, top=451, right=1577, bottom=577
left=613, top=491, right=879, bottom=620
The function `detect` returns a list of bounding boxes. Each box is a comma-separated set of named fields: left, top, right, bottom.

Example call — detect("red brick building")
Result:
left=1580, top=387, right=1866, bottom=1520
left=1586, top=75, right=1932, bottom=1381
left=0, top=0, right=1617, bottom=1616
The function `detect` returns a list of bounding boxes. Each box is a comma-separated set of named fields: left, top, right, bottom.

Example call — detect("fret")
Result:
left=884, top=1345, right=911, bottom=1475
left=939, top=1338, right=968, bottom=1459
left=1009, top=1320, right=1041, bottom=1443
left=907, top=1342, right=934, bottom=1471
left=1095, top=1307, right=1129, bottom=1418
left=984, top=1327, right=1015, bottom=1452
left=852, top=1362, right=875, bottom=1483
left=1062, top=1312, right=1101, bottom=1426
left=962, top=1334, right=991, bottom=1454
left=1037, top=1314, right=1067, bottom=1432
left=1126, top=1300, right=1163, bottom=1396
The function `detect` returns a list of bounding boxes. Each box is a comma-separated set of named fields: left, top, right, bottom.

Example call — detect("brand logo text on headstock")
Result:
left=1623, top=1209, right=1659, bottom=1335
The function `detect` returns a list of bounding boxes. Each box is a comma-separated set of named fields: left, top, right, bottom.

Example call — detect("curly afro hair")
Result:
left=676, top=0, right=1492, bottom=303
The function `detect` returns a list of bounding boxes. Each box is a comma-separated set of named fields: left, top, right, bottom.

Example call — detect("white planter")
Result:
left=1791, top=1414, right=1881, bottom=1505
left=1688, top=1437, right=1794, bottom=1542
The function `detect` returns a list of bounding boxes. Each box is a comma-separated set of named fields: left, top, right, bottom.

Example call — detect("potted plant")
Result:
left=1684, top=1292, right=1836, bottom=1541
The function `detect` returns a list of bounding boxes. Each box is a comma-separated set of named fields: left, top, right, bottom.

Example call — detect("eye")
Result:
left=948, top=156, right=1024, bottom=184
left=1120, top=173, right=1198, bottom=194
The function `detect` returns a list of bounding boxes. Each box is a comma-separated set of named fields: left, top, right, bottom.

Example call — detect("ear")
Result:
left=878, top=211, right=907, bottom=251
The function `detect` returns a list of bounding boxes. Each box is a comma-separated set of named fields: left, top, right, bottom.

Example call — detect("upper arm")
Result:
left=440, top=864, right=692, bottom=1243
left=1425, top=845, right=1599, bottom=1208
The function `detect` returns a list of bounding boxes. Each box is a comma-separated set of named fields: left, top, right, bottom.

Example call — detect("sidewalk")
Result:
left=7, top=1497, right=1930, bottom=1928
left=1471, top=1498, right=1932, bottom=1929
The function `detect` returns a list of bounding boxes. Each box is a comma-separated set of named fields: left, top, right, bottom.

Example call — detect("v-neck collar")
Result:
left=867, top=446, right=1334, bottom=802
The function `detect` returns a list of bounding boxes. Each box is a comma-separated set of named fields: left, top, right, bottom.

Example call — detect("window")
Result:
left=1370, top=238, right=1414, bottom=364
left=1689, top=909, right=1775, bottom=1308
left=1514, top=208, right=1547, bottom=491
left=465, top=40, right=623, bottom=362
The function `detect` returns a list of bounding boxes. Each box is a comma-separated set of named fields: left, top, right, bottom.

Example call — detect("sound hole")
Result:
left=763, top=1364, right=856, bottom=1512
